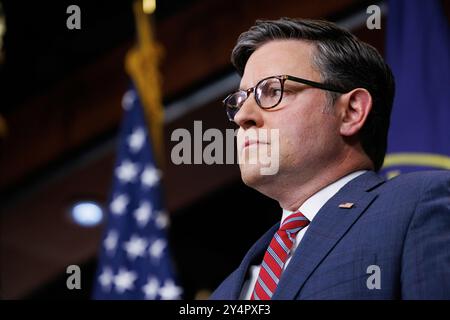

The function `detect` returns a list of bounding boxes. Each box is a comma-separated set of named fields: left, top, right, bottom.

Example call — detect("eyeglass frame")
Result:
left=222, top=74, right=349, bottom=122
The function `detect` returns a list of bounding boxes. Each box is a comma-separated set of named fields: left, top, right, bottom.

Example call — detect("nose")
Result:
left=233, top=94, right=263, bottom=130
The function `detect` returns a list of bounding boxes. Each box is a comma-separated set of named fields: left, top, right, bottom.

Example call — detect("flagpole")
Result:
left=125, top=0, right=165, bottom=169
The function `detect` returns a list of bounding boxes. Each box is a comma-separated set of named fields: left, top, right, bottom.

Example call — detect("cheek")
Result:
left=278, top=120, right=310, bottom=164
left=278, top=113, right=330, bottom=164
left=283, top=102, right=314, bottom=136
left=268, top=92, right=332, bottom=163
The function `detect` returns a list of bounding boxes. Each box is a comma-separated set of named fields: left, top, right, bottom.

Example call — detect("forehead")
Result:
left=240, top=40, right=318, bottom=88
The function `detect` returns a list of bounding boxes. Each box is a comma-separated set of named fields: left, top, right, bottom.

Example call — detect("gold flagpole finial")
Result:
left=143, top=0, right=156, bottom=14
left=127, top=0, right=165, bottom=168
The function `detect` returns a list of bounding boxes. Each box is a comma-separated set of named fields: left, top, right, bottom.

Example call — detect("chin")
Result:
left=240, top=164, right=261, bottom=185
left=239, top=164, right=274, bottom=190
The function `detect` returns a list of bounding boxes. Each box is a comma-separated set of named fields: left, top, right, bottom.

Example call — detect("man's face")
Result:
left=235, top=40, right=343, bottom=198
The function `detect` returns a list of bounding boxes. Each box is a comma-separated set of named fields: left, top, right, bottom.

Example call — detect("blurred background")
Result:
left=0, top=0, right=449, bottom=299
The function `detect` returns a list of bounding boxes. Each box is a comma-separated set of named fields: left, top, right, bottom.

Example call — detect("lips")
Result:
left=244, top=139, right=257, bottom=148
left=242, top=138, right=268, bottom=151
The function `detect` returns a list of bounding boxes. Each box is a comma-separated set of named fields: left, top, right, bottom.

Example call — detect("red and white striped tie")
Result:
left=251, top=211, right=310, bottom=300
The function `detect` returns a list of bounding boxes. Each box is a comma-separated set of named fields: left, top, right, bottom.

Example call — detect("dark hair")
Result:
left=231, top=17, right=395, bottom=171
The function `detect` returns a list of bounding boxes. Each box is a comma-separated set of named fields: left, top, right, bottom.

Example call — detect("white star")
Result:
left=116, top=160, right=139, bottom=183
left=98, top=267, right=114, bottom=291
left=122, top=90, right=136, bottom=110
left=104, top=230, right=119, bottom=254
left=141, top=165, right=162, bottom=188
left=133, top=201, right=153, bottom=228
left=110, top=194, right=129, bottom=216
left=155, top=210, right=169, bottom=229
left=123, top=235, right=148, bottom=260
left=158, top=280, right=183, bottom=300
left=128, top=127, right=146, bottom=153
left=148, top=238, right=167, bottom=260
left=114, top=268, right=137, bottom=293
left=142, top=277, right=160, bottom=300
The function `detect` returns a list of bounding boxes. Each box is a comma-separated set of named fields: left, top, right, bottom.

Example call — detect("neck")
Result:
left=270, top=151, right=373, bottom=211
left=279, top=166, right=367, bottom=211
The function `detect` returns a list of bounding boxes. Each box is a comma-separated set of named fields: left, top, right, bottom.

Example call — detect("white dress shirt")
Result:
left=239, top=170, right=367, bottom=300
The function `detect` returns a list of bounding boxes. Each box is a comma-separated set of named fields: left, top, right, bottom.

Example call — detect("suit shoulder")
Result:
left=367, top=170, right=450, bottom=232
left=382, top=170, right=450, bottom=191
left=373, top=170, right=450, bottom=212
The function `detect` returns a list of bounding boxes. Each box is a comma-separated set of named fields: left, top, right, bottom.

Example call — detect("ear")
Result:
left=339, top=88, right=372, bottom=137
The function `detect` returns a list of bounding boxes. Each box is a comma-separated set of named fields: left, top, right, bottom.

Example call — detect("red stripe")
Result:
left=282, top=219, right=308, bottom=231
left=253, top=281, right=270, bottom=300
left=276, top=231, right=293, bottom=251
left=264, top=251, right=283, bottom=275
left=259, top=267, right=277, bottom=291
left=270, top=238, right=289, bottom=261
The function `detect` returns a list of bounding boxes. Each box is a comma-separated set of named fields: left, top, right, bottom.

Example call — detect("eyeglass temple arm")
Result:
left=284, top=75, right=348, bottom=93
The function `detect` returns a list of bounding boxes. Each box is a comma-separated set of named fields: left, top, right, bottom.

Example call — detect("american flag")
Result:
left=92, top=87, right=183, bottom=300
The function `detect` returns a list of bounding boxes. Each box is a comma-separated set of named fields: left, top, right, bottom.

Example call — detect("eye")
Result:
left=260, top=81, right=282, bottom=97
left=267, top=87, right=282, bottom=97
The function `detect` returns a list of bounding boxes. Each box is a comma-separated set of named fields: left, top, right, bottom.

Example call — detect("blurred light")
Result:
left=70, top=201, right=104, bottom=227
left=0, top=115, right=7, bottom=138
left=143, top=0, right=156, bottom=14
left=0, top=2, right=5, bottom=64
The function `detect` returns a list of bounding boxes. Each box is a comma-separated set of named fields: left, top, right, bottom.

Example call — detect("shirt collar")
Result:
left=281, top=170, right=367, bottom=224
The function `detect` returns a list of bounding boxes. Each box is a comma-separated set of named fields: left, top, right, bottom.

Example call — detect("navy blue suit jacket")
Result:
left=210, top=171, right=450, bottom=299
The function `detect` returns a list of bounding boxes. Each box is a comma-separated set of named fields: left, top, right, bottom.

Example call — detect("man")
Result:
left=210, top=18, right=450, bottom=300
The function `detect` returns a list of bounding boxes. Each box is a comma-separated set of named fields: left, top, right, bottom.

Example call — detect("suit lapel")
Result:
left=272, top=171, right=385, bottom=300
left=227, top=222, right=280, bottom=299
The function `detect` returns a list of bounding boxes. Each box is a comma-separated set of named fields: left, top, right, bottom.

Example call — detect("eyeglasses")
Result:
left=222, top=74, right=348, bottom=122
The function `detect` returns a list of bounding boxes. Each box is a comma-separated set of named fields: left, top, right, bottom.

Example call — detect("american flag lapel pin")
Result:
left=339, top=202, right=354, bottom=209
